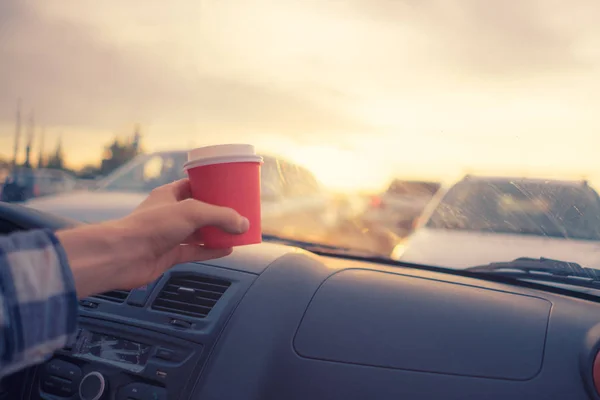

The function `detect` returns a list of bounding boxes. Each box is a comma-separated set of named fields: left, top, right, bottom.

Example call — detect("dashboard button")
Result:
left=146, top=386, right=167, bottom=400
left=117, top=382, right=146, bottom=400
left=127, top=279, right=159, bottom=306
left=117, top=383, right=166, bottom=400
left=79, top=300, right=99, bottom=309
left=46, top=359, right=81, bottom=380
left=46, top=360, right=63, bottom=375
left=64, top=364, right=82, bottom=381
left=169, top=318, right=192, bottom=329
left=40, top=376, right=59, bottom=394
left=155, top=370, right=168, bottom=380
left=154, top=348, right=174, bottom=361
left=41, top=375, right=74, bottom=397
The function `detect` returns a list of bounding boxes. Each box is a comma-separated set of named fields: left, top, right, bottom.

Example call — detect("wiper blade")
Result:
left=466, top=257, right=600, bottom=289
left=261, top=234, right=380, bottom=257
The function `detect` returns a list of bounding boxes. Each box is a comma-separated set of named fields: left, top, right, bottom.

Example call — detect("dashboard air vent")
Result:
left=91, top=290, right=131, bottom=303
left=152, top=275, right=231, bottom=318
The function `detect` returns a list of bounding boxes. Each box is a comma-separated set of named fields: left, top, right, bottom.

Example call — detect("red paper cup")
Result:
left=184, top=144, right=263, bottom=249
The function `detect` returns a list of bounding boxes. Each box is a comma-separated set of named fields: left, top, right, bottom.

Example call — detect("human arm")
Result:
left=0, top=179, right=248, bottom=378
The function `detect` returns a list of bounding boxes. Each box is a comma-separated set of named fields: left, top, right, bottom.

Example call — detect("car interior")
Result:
left=2, top=202, right=600, bottom=400
left=4, top=0, right=600, bottom=398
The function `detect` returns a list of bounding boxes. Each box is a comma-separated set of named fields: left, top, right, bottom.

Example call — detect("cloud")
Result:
left=2, top=0, right=599, bottom=151
left=0, top=0, right=372, bottom=136
left=344, top=0, right=599, bottom=77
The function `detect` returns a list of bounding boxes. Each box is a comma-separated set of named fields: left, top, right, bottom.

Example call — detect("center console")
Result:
left=18, top=262, right=258, bottom=400
left=28, top=318, right=201, bottom=400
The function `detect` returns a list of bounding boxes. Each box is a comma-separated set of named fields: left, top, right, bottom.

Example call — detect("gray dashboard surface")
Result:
left=186, top=246, right=600, bottom=400
left=294, top=269, right=551, bottom=380
left=200, top=242, right=297, bottom=274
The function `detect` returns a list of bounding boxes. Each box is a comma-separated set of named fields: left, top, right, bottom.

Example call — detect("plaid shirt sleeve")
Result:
left=0, top=229, right=78, bottom=379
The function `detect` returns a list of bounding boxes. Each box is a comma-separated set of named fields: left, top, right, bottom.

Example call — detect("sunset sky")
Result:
left=1, top=0, right=600, bottom=191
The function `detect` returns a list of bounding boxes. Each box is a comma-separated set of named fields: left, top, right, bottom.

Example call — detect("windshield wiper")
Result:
left=466, top=257, right=600, bottom=290
left=261, top=234, right=381, bottom=257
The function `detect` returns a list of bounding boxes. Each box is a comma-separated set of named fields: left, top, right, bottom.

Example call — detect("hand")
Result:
left=57, top=179, right=249, bottom=298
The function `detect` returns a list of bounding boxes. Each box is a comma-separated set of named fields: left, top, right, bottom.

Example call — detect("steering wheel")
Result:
left=0, top=202, right=81, bottom=234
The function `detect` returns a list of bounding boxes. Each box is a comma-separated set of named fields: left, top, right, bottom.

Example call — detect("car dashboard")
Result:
left=7, top=242, right=600, bottom=400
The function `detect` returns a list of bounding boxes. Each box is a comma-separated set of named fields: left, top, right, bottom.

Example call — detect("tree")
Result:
left=77, top=164, right=101, bottom=179
left=99, top=125, right=143, bottom=175
left=46, top=136, right=65, bottom=170
left=23, top=110, right=34, bottom=168
left=37, top=127, right=46, bottom=169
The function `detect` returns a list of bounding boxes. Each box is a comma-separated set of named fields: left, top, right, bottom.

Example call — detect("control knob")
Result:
left=79, top=371, right=107, bottom=400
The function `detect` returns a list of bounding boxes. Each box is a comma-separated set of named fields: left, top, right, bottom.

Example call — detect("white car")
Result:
left=25, top=150, right=338, bottom=242
left=392, top=175, right=600, bottom=269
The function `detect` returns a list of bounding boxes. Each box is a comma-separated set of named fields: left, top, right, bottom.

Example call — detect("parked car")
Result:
left=74, top=177, right=105, bottom=191
left=360, top=179, right=441, bottom=237
left=392, top=175, right=600, bottom=268
left=24, top=150, right=338, bottom=242
left=0, top=167, right=78, bottom=203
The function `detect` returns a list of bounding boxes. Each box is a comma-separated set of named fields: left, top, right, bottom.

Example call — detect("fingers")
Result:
left=174, top=244, right=233, bottom=264
left=151, top=179, right=192, bottom=202
left=178, top=199, right=250, bottom=234
left=138, top=180, right=193, bottom=211
left=168, top=179, right=193, bottom=201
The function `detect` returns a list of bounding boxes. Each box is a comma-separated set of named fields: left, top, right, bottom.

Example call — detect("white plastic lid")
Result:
left=184, top=144, right=263, bottom=170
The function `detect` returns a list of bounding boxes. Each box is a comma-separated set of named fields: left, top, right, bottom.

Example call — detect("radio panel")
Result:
left=72, top=330, right=153, bottom=373
left=26, top=317, right=203, bottom=400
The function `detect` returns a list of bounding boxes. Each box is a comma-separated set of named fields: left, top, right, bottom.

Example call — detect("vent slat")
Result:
left=91, top=290, right=130, bottom=303
left=152, top=275, right=230, bottom=319
left=152, top=305, right=208, bottom=318
left=165, top=282, right=226, bottom=293
left=174, top=277, right=230, bottom=288
left=158, top=291, right=218, bottom=307
left=153, top=298, right=212, bottom=313
left=166, top=279, right=229, bottom=293
left=162, top=287, right=223, bottom=300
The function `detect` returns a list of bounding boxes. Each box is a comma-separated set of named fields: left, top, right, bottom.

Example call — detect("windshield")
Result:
left=426, top=180, right=600, bottom=241
left=98, top=153, right=187, bottom=192
left=3, top=0, right=600, bottom=270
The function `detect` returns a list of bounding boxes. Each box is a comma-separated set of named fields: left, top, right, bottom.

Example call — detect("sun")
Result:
left=281, top=145, right=390, bottom=193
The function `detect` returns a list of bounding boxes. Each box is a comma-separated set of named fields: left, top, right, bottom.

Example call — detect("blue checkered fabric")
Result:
left=0, top=229, right=77, bottom=378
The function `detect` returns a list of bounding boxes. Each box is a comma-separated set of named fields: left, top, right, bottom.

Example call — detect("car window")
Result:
left=144, top=156, right=166, bottom=183
left=54, top=173, right=76, bottom=192
left=426, top=181, right=600, bottom=241
left=101, top=154, right=187, bottom=192
left=9, top=170, right=35, bottom=186
left=36, top=176, right=56, bottom=193
left=387, top=181, right=440, bottom=197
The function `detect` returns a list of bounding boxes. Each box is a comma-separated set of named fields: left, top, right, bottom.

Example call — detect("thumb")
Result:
left=177, top=198, right=250, bottom=234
